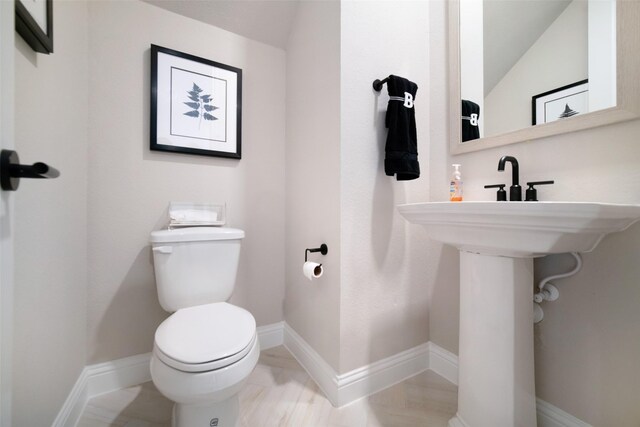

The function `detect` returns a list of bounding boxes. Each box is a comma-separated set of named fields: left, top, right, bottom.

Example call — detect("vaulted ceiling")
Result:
left=143, top=0, right=300, bottom=49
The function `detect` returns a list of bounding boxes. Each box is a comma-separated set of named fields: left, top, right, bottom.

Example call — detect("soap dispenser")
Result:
left=450, top=164, right=463, bottom=202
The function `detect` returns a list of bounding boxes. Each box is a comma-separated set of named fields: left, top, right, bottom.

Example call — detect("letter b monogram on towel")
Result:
left=403, top=92, right=414, bottom=108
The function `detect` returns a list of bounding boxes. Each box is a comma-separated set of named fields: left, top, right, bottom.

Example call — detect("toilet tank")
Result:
left=150, top=227, right=244, bottom=312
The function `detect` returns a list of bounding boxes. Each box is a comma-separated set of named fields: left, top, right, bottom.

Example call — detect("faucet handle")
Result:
left=484, top=184, right=507, bottom=201
left=525, top=180, right=555, bottom=202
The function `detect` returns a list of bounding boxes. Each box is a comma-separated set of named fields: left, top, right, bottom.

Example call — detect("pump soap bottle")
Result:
left=449, top=164, right=463, bottom=202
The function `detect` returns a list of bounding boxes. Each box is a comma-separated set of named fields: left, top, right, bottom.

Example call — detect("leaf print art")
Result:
left=184, top=83, right=219, bottom=128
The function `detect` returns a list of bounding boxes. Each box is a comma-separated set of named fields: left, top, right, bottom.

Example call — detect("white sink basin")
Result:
left=398, top=201, right=640, bottom=257
left=398, top=201, right=640, bottom=427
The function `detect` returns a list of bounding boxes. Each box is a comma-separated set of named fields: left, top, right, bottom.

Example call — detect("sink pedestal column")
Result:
left=449, top=252, right=537, bottom=427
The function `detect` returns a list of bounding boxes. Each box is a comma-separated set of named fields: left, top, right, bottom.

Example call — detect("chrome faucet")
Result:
left=497, top=156, right=522, bottom=201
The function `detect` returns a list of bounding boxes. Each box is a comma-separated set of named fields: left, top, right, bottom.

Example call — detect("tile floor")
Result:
left=77, top=346, right=458, bottom=427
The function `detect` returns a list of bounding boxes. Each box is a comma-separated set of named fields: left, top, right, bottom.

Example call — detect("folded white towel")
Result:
left=169, top=209, right=218, bottom=223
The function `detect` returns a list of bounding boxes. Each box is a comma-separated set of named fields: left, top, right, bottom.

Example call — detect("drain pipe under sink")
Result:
left=533, top=252, right=583, bottom=323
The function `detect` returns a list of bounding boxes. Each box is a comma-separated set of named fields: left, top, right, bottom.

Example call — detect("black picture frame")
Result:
left=150, top=45, right=242, bottom=159
left=15, top=0, right=53, bottom=54
left=531, top=79, right=589, bottom=126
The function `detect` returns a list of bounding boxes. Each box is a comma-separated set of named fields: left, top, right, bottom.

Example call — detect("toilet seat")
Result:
left=154, top=302, right=256, bottom=373
left=154, top=333, right=256, bottom=373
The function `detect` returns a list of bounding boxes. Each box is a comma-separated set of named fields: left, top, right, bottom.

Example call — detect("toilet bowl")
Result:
left=150, top=227, right=257, bottom=426
left=150, top=302, right=259, bottom=427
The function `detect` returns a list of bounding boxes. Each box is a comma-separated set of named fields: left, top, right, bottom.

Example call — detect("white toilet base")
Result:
left=151, top=331, right=259, bottom=427
left=173, top=395, right=239, bottom=427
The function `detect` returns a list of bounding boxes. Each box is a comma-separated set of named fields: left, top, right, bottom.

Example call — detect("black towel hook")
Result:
left=372, top=77, right=389, bottom=92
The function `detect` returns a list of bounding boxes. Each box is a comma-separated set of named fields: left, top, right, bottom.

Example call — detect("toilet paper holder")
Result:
left=305, top=244, right=328, bottom=262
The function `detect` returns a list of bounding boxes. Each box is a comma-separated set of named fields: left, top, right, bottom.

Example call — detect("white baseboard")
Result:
left=282, top=322, right=340, bottom=404
left=335, top=342, right=429, bottom=406
left=536, top=398, right=593, bottom=427
left=51, top=369, right=89, bottom=427
left=256, top=321, right=284, bottom=350
left=53, top=321, right=285, bottom=427
left=54, top=321, right=591, bottom=427
left=52, top=353, right=153, bottom=427
left=283, top=322, right=429, bottom=407
left=85, top=352, right=152, bottom=398
left=427, top=341, right=458, bottom=385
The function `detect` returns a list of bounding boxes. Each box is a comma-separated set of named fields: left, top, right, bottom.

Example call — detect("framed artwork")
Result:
left=150, top=44, right=242, bottom=159
left=532, top=79, right=588, bottom=125
left=16, top=0, right=53, bottom=54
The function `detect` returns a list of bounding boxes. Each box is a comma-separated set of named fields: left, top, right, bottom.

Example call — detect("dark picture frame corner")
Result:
left=531, top=79, right=589, bottom=126
left=15, top=0, right=54, bottom=54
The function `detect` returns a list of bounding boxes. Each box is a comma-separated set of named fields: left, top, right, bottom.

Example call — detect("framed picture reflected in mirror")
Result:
left=532, top=80, right=589, bottom=126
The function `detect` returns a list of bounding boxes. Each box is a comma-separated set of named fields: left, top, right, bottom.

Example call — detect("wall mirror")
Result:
left=449, top=0, right=640, bottom=155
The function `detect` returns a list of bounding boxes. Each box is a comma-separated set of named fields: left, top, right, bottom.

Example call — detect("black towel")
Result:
left=461, top=99, right=480, bottom=142
left=384, top=75, right=420, bottom=181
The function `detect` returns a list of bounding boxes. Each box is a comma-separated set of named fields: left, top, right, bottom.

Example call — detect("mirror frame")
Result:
left=449, top=0, right=640, bottom=155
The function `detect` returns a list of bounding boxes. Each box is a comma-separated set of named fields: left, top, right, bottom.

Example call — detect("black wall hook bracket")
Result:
left=1, top=149, right=60, bottom=191
left=305, top=244, right=328, bottom=262
left=372, top=77, right=389, bottom=92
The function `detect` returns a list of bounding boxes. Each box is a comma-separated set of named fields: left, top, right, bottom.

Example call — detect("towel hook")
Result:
left=372, top=77, right=389, bottom=92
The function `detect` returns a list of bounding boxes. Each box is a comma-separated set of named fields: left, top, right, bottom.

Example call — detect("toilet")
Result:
left=149, top=227, right=259, bottom=427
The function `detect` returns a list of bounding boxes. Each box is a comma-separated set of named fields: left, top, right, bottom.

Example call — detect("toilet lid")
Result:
left=155, top=302, right=256, bottom=369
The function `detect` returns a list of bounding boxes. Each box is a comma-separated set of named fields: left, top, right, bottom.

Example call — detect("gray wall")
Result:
left=13, top=2, right=88, bottom=425
left=339, top=0, right=431, bottom=373
left=428, top=1, right=640, bottom=424
left=284, top=0, right=342, bottom=372
left=86, top=0, right=287, bottom=364
left=13, top=1, right=287, bottom=421
left=284, top=0, right=434, bottom=375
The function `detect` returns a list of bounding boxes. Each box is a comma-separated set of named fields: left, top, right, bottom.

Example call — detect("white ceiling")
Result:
left=143, top=0, right=300, bottom=49
left=483, top=0, right=572, bottom=96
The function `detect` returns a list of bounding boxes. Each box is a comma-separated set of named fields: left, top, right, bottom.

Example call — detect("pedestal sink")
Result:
left=398, top=202, right=640, bottom=427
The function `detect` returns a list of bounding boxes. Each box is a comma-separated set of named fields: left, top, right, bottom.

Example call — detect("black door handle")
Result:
left=0, top=149, right=60, bottom=191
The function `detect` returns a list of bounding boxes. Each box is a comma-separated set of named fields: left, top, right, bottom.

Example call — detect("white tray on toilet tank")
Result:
left=168, top=202, right=226, bottom=227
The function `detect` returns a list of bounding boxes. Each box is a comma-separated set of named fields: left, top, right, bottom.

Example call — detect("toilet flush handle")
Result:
left=152, top=246, right=173, bottom=254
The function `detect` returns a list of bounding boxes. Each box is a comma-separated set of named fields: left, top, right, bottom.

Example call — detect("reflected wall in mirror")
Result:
left=449, top=0, right=640, bottom=155
left=461, top=0, right=615, bottom=140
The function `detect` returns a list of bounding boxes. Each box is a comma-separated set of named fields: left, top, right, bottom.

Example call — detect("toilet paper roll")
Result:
left=303, top=262, right=323, bottom=280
